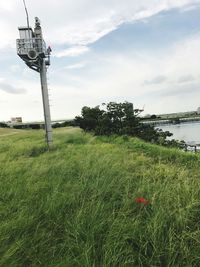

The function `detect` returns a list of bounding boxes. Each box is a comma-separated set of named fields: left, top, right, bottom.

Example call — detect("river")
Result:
left=157, top=121, right=200, bottom=145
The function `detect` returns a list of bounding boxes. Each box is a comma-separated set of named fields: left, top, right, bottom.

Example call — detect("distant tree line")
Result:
left=0, top=121, right=75, bottom=130
left=52, top=120, right=75, bottom=128
left=0, top=122, right=9, bottom=128
left=74, top=101, right=184, bottom=147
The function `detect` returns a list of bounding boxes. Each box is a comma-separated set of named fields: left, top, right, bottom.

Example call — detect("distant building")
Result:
left=11, top=117, right=22, bottom=123
left=197, top=107, right=200, bottom=114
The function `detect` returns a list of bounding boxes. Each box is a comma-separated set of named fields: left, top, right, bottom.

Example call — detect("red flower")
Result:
left=135, top=197, right=149, bottom=205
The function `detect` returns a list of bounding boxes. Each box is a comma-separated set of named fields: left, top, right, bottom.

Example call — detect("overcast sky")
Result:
left=1, top=0, right=200, bottom=121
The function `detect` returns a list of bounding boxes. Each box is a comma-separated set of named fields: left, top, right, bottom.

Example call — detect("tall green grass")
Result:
left=0, top=128, right=200, bottom=266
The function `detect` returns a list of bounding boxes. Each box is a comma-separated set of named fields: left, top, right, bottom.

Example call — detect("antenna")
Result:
left=22, top=0, right=31, bottom=38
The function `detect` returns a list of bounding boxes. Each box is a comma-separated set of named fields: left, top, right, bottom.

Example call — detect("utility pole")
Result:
left=16, top=17, right=53, bottom=148
left=40, top=59, right=53, bottom=146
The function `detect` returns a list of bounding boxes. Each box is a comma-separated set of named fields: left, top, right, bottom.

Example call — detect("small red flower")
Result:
left=135, top=197, right=149, bottom=205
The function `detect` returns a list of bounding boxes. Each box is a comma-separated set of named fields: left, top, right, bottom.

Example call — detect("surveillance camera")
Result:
left=28, top=50, right=38, bottom=59
left=35, top=17, right=41, bottom=26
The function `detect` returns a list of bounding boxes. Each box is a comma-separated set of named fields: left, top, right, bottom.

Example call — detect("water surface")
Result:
left=158, top=121, right=200, bottom=145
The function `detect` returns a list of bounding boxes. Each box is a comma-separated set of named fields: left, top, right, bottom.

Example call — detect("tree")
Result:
left=74, top=101, right=185, bottom=147
left=75, top=102, right=143, bottom=136
left=75, top=106, right=104, bottom=131
left=0, top=122, right=8, bottom=128
left=150, top=114, right=157, bottom=119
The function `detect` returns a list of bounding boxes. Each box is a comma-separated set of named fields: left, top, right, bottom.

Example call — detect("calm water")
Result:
left=158, top=121, right=200, bottom=145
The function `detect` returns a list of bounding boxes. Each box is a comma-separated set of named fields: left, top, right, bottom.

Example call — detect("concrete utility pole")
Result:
left=16, top=17, right=53, bottom=148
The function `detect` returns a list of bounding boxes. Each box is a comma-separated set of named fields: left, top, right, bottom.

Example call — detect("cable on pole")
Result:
left=22, top=0, right=31, bottom=38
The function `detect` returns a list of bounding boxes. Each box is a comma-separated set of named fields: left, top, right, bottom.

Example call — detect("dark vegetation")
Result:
left=13, top=124, right=41, bottom=129
left=52, top=120, right=75, bottom=128
left=0, top=122, right=9, bottom=128
left=74, top=102, right=184, bottom=148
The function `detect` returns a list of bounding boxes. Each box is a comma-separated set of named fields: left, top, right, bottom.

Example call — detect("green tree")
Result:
left=75, top=101, right=177, bottom=146
left=75, top=106, right=104, bottom=131
left=0, top=122, right=8, bottom=128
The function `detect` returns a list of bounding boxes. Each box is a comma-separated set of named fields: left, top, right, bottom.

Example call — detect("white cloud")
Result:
left=56, top=33, right=200, bottom=114
left=178, top=75, right=195, bottom=83
left=10, top=65, right=22, bottom=73
left=64, top=62, right=87, bottom=69
left=0, top=2, right=15, bottom=11
left=47, top=0, right=200, bottom=50
left=0, top=82, right=26, bottom=94
left=54, top=46, right=89, bottom=58
left=159, top=34, right=199, bottom=78
left=180, top=3, right=200, bottom=12
left=144, top=75, right=167, bottom=85
left=0, top=0, right=199, bottom=50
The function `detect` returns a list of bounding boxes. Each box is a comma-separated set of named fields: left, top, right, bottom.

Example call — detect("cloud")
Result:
left=0, top=0, right=199, bottom=51
left=178, top=74, right=195, bottom=83
left=49, top=0, right=200, bottom=47
left=144, top=75, right=167, bottom=85
left=0, top=82, right=26, bottom=94
left=64, top=62, right=87, bottom=70
left=180, top=3, right=200, bottom=12
left=51, top=32, right=200, bottom=100
left=10, top=65, right=21, bottom=73
left=148, top=82, right=200, bottom=98
left=54, top=46, right=90, bottom=57
left=1, top=0, right=200, bottom=120
left=0, top=2, right=14, bottom=11
left=58, top=32, right=200, bottom=114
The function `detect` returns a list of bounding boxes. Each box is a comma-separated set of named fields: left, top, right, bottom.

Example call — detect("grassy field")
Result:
left=0, top=127, right=200, bottom=267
